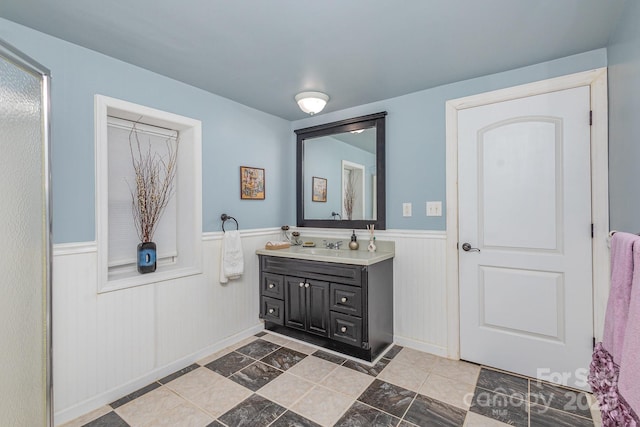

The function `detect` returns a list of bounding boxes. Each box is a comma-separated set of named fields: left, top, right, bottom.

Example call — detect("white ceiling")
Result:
left=0, top=0, right=626, bottom=120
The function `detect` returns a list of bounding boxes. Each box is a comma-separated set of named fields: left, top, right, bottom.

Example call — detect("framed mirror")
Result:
left=295, top=112, right=387, bottom=229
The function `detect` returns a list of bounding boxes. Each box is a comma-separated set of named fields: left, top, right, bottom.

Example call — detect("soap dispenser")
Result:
left=349, top=230, right=359, bottom=250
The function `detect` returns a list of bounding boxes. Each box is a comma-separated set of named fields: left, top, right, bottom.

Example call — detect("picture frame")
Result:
left=312, top=176, right=327, bottom=202
left=240, top=166, right=265, bottom=200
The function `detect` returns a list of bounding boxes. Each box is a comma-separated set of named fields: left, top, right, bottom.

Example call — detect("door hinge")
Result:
left=590, top=110, right=593, bottom=126
left=593, top=336, right=596, bottom=349
left=591, top=223, right=594, bottom=238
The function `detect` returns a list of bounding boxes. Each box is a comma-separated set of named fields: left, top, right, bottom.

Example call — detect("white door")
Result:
left=458, top=86, right=593, bottom=390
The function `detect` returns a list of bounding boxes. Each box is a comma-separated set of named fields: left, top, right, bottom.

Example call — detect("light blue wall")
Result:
left=292, top=49, right=607, bottom=230
left=0, top=18, right=294, bottom=243
left=607, top=0, right=640, bottom=232
left=0, top=17, right=610, bottom=239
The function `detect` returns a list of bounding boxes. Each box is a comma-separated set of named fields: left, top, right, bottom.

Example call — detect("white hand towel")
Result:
left=219, top=230, right=244, bottom=284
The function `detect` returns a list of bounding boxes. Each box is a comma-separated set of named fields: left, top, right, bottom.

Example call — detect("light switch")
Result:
left=426, top=201, right=442, bottom=216
left=402, top=203, right=412, bottom=217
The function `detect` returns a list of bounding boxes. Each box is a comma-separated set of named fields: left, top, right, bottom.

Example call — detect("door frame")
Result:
left=444, top=68, right=609, bottom=359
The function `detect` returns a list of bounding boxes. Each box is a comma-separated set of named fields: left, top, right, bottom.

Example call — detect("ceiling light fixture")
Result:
left=295, top=91, right=329, bottom=115
left=350, top=129, right=365, bottom=134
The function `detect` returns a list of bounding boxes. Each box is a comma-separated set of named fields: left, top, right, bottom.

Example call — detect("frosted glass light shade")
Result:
left=295, top=91, right=329, bottom=115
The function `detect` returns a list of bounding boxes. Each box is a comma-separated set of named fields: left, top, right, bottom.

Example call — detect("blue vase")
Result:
left=137, top=241, right=157, bottom=274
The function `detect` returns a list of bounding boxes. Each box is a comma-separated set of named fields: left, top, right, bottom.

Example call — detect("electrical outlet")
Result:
left=426, top=201, right=442, bottom=216
left=402, top=203, right=412, bottom=217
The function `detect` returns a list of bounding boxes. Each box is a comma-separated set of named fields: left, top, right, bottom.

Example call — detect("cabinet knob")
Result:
left=341, top=297, right=348, bottom=303
left=299, top=282, right=305, bottom=288
left=340, top=326, right=347, bottom=333
left=268, top=308, right=275, bottom=314
left=268, top=283, right=275, bottom=289
left=305, top=283, right=310, bottom=288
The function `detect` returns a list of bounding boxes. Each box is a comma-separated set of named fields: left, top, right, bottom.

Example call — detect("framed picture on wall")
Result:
left=240, top=166, right=265, bottom=200
left=312, top=176, right=327, bottom=202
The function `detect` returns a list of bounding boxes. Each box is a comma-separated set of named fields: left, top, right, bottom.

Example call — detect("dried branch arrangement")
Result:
left=128, top=123, right=179, bottom=243
left=344, top=172, right=356, bottom=220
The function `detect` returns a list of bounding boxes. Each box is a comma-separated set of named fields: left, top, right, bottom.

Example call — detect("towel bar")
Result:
left=609, top=230, right=640, bottom=237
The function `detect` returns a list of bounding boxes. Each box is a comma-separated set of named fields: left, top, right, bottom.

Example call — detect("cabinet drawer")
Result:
left=261, top=255, right=362, bottom=287
left=261, top=273, right=284, bottom=299
left=330, top=312, right=362, bottom=347
left=261, top=296, right=284, bottom=325
left=330, top=283, right=362, bottom=317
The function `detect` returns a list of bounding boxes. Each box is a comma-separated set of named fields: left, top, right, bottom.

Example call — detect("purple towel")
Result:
left=603, top=232, right=639, bottom=363
left=618, top=242, right=640, bottom=416
left=589, top=232, right=640, bottom=425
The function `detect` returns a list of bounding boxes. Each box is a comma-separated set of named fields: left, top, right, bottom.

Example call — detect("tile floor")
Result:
left=63, top=331, right=603, bottom=427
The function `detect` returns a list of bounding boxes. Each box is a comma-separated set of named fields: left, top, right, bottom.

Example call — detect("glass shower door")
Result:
left=0, top=40, right=52, bottom=426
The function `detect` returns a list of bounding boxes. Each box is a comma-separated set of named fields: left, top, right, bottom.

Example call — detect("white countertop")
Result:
left=255, top=239, right=394, bottom=266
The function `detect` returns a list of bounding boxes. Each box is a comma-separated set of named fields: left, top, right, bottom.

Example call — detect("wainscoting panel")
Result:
left=389, top=231, right=448, bottom=356
left=52, top=230, right=279, bottom=425
left=52, top=228, right=449, bottom=425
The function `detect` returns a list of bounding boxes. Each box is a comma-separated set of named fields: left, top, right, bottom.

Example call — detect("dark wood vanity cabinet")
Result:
left=258, top=255, right=393, bottom=361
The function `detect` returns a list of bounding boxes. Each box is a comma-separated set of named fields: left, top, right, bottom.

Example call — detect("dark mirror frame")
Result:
left=295, top=111, right=387, bottom=230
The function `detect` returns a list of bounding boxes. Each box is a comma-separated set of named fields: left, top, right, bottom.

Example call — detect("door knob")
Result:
left=462, top=243, right=480, bottom=252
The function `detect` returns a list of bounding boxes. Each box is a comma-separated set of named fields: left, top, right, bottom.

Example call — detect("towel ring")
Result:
left=221, top=213, right=239, bottom=232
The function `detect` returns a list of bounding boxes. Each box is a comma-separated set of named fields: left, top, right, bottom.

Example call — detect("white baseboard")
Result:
left=394, top=335, right=448, bottom=359
left=54, top=323, right=264, bottom=426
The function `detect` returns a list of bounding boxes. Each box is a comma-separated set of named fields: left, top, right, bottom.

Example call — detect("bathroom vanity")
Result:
left=256, top=243, right=394, bottom=361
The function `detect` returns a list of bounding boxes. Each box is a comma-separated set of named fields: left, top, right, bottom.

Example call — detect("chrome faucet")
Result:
left=323, top=240, right=344, bottom=249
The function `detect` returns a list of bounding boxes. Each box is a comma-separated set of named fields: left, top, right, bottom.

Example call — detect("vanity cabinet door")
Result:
left=306, top=279, right=330, bottom=337
left=284, top=276, right=307, bottom=331
left=283, top=276, right=330, bottom=337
